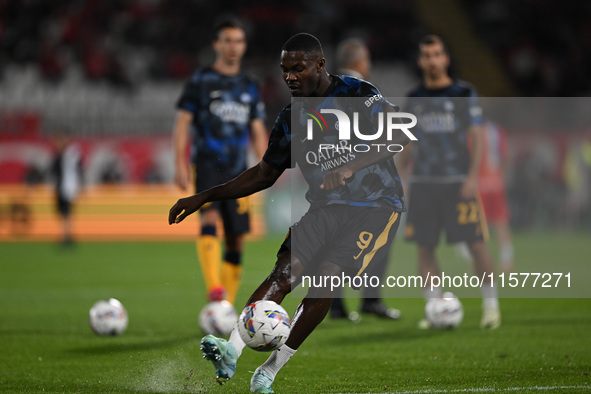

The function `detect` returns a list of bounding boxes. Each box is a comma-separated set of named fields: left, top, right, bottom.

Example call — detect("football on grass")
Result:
left=238, top=300, right=291, bottom=351
left=199, top=300, right=238, bottom=336
left=89, top=298, right=128, bottom=336
left=425, top=292, right=464, bottom=329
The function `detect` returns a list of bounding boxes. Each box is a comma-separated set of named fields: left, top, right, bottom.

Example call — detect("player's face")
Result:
left=213, top=27, right=247, bottom=64
left=418, top=42, right=450, bottom=79
left=280, top=50, right=325, bottom=97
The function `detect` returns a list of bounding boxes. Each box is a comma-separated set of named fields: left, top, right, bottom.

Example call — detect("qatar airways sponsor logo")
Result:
left=304, top=139, right=411, bottom=170
left=305, top=140, right=356, bottom=170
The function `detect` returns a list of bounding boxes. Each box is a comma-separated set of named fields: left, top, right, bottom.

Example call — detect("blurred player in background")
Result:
left=457, top=120, right=514, bottom=273
left=51, top=128, right=82, bottom=246
left=335, top=37, right=371, bottom=80
left=170, top=32, right=410, bottom=392
left=399, top=35, right=500, bottom=329
left=173, top=19, right=267, bottom=305
left=330, top=37, right=401, bottom=321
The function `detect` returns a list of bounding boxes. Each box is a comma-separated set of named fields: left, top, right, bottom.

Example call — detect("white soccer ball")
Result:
left=199, top=300, right=238, bottom=336
left=237, top=300, right=291, bottom=351
left=89, top=298, right=128, bottom=336
left=425, top=292, right=464, bottom=329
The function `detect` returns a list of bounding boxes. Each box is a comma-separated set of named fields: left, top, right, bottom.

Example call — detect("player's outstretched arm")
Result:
left=169, top=160, right=282, bottom=224
left=172, top=110, right=193, bottom=190
left=250, top=118, right=268, bottom=161
left=462, top=124, right=484, bottom=199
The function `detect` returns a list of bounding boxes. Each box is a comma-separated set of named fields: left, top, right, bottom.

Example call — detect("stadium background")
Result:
left=1, top=2, right=591, bottom=393
left=1, top=0, right=590, bottom=241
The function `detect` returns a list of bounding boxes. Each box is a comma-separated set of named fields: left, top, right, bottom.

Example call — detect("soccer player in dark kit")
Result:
left=172, top=19, right=267, bottom=305
left=398, top=34, right=500, bottom=330
left=170, top=33, right=414, bottom=392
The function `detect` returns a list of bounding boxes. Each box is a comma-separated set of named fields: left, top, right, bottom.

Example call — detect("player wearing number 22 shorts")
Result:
left=403, top=80, right=487, bottom=247
left=398, top=35, right=499, bottom=330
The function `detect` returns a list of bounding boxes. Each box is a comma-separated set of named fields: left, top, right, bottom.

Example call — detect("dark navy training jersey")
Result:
left=405, top=80, right=483, bottom=182
left=176, top=67, right=266, bottom=178
left=263, top=75, right=405, bottom=212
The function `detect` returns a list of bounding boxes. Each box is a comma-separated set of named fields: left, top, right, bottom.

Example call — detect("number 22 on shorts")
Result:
left=456, top=201, right=479, bottom=225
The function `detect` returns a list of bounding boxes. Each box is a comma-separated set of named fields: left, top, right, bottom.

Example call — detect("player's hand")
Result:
left=168, top=194, right=204, bottom=224
left=460, top=176, right=478, bottom=199
left=320, top=167, right=353, bottom=191
left=174, top=164, right=190, bottom=190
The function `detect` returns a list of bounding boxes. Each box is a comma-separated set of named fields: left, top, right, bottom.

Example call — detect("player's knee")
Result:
left=224, top=234, right=244, bottom=251
left=316, top=260, right=342, bottom=278
left=313, top=261, right=344, bottom=298
left=268, top=269, right=292, bottom=294
left=418, top=245, right=436, bottom=262
left=224, top=250, right=241, bottom=266
left=268, top=251, right=298, bottom=293
left=200, top=209, right=219, bottom=226
left=468, top=241, right=492, bottom=262
left=468, top=240, right=486, bottom=254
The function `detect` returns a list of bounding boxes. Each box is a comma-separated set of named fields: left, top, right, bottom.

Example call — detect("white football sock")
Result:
left=228, top=324, right=246, bottom=357
left=423, top=286, right=442, bottom=300
left=481, top=284, right=499, bottom=309
left=259, top=345, right=297, bottom=379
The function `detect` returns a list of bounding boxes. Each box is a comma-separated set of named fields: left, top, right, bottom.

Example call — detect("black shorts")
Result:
left=194, top=165, right=250, bottom=235
left=279, top=204, right=401, bottom=276
left=404, top=182, right=488, bottom=247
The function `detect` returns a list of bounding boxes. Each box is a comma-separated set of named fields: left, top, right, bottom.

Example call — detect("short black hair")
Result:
left=282, top=33, right=323, bottom=56
left=213, top=18, right=245, bottom=40
left=419, top=34, right=449, bottom=55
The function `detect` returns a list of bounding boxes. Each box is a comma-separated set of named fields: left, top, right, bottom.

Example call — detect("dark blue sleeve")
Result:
left=249, top=82, right=266, bottom=122
left=262, top=108, right=292, bottom=171
left=176, top=73, right=200, bottom=113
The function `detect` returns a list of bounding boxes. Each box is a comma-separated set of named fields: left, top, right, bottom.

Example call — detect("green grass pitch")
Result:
left=1, top=232, right=590, bottom=393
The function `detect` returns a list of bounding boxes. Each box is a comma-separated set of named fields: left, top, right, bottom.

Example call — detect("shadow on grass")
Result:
left=317, top=314, right=490, bottom=347
left=66, top=334, right=198, bottom=355
left=509, top=316, right=591, bottom=326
